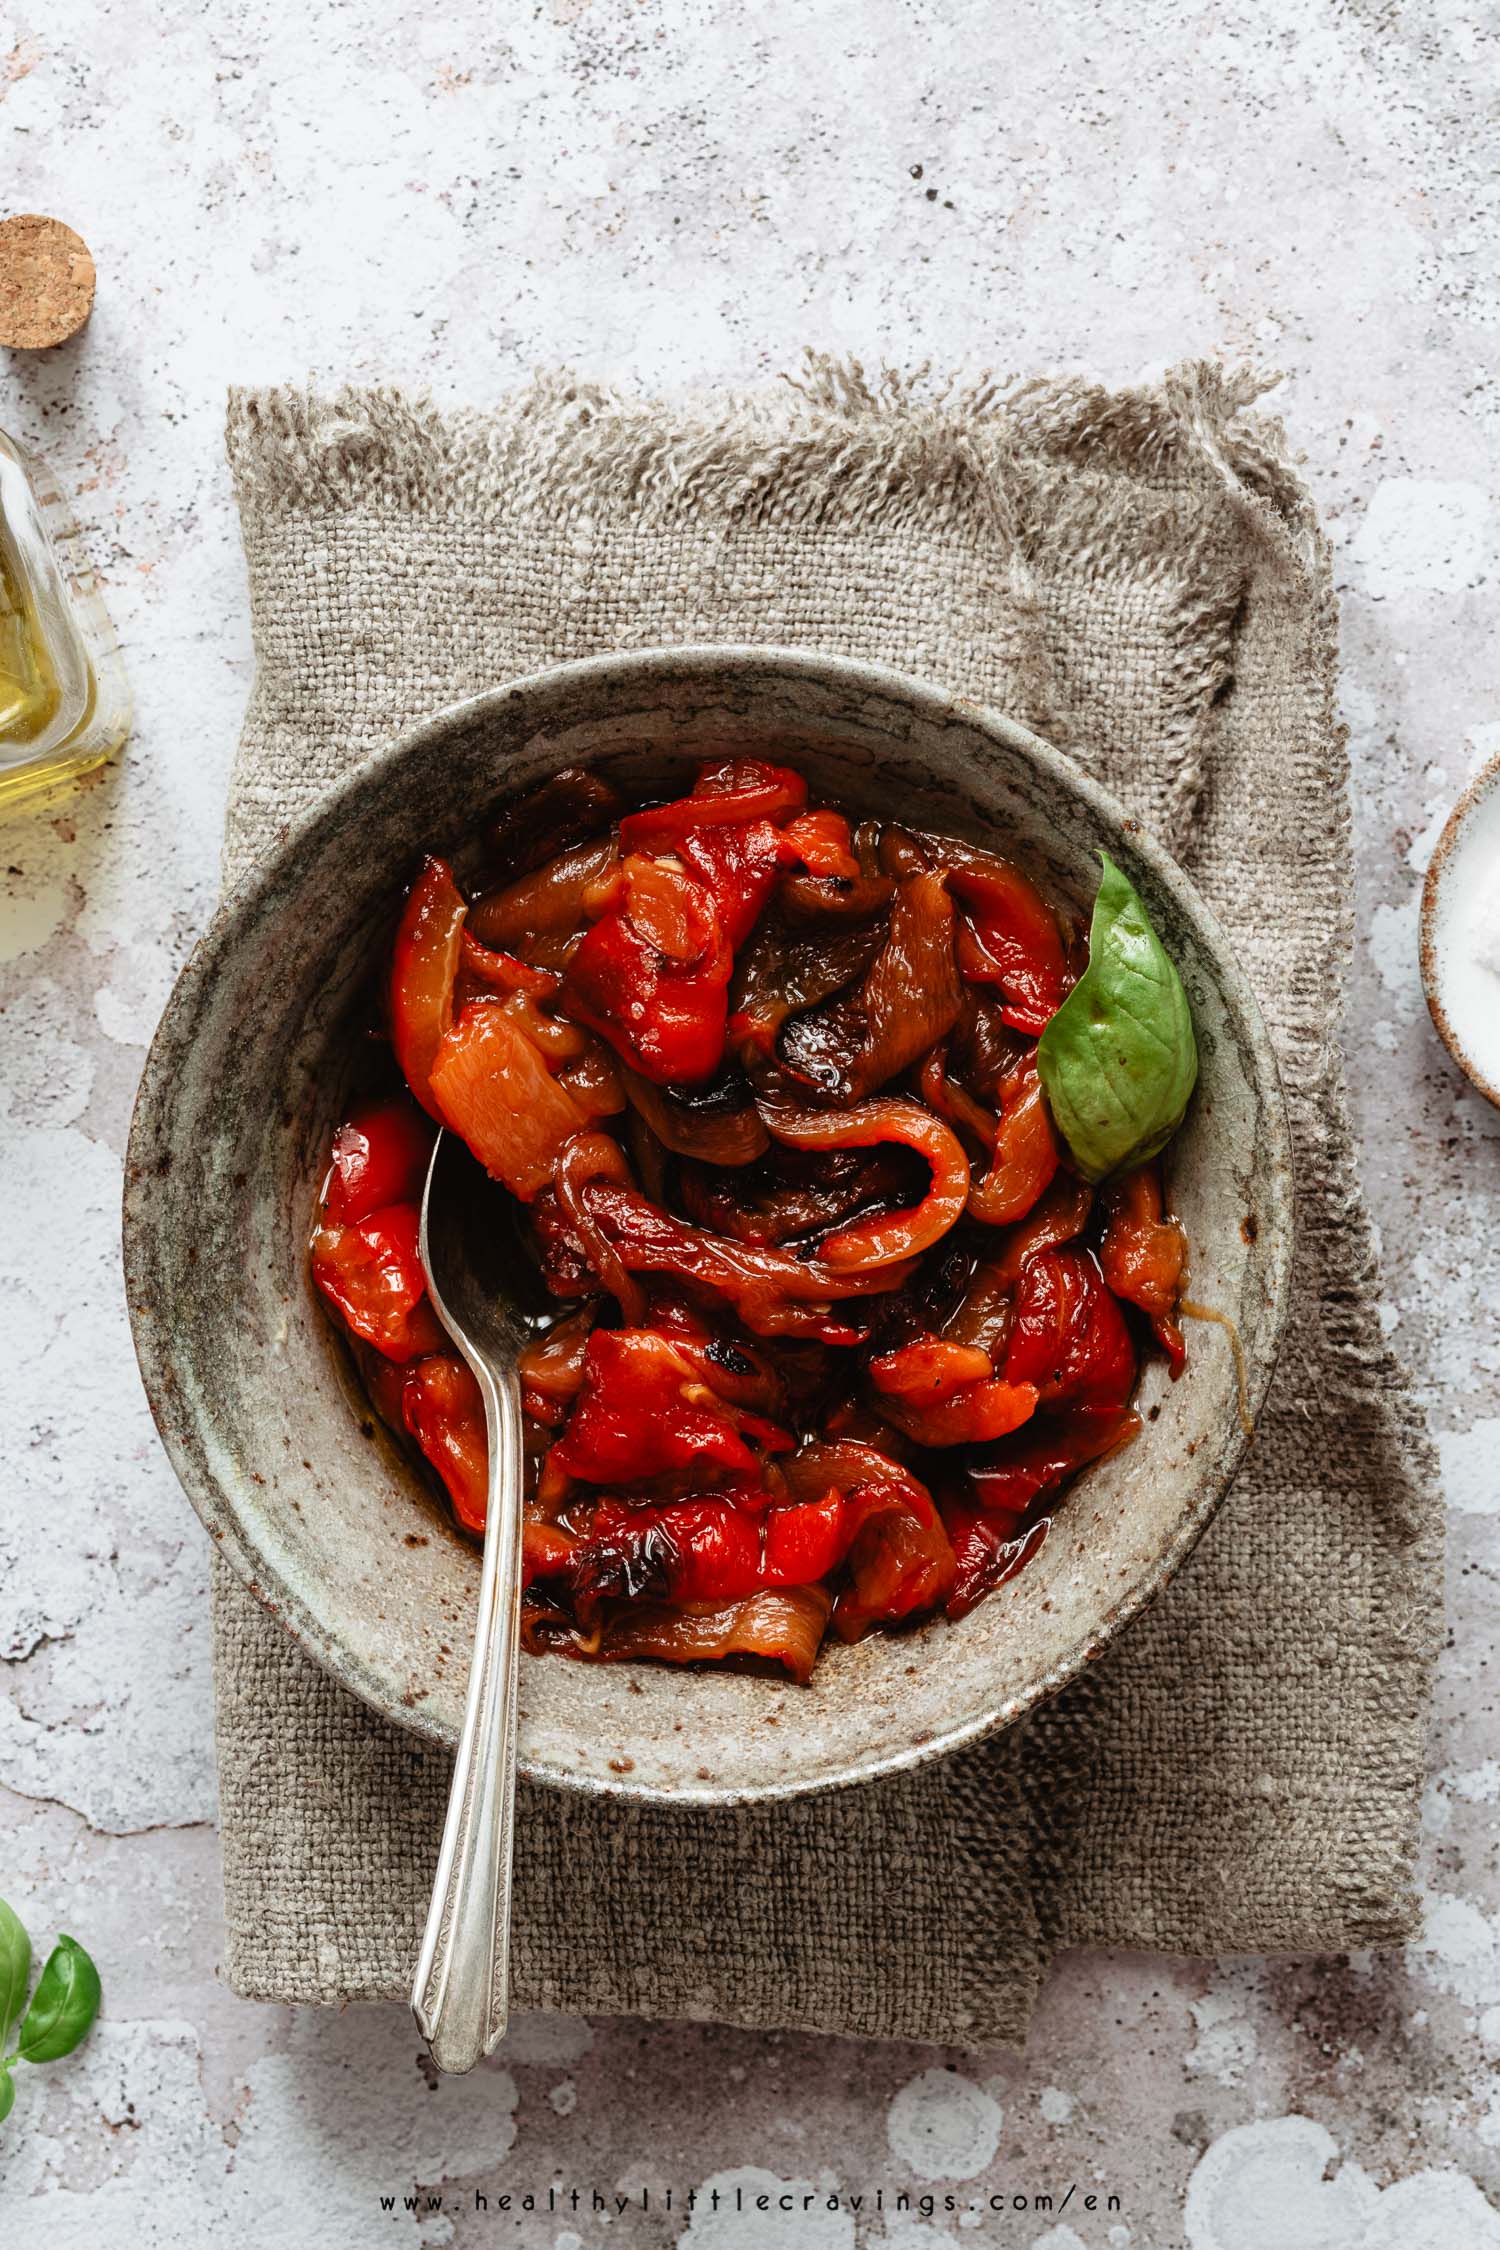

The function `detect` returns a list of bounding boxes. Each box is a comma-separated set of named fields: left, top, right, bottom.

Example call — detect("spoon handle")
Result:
left=411, top=1358, right=524, bottom=2073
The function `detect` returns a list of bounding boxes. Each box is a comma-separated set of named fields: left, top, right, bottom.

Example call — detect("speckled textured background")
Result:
left=2, top=1, right=1499, bottom=2242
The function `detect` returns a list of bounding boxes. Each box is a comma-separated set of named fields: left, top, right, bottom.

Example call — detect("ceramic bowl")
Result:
left=124, top=647, right=1294, bottom=1803
left=1420, top=750, right=1500, bottom=1111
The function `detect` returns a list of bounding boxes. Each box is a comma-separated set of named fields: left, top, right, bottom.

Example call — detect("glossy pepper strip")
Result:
left=941, top=842, right=1069, bottom=1035
left=458, top=929, right=560, bottom=1000
left=394, top=1352, right=578, bottom=1585
left=870, top=1336, right=1038, bottom=1449
left=562, top=853, right=732, bottom=1085
left=968, top=1049, right=1060, bottom=1226
left=517, top=1301, right=598, bottom=1428
left=1003, top=1246, right=1137, bottom=1409
left=618, top=757, right=808, bottom=849
left=987, top=1172, right=1095, bottom=1289
left=547, top=1327, right=793, bottom=1485
left=873, top=1374, right=1038, bottom=1449
left=869, top=1338, right=993, bottom=1400
left=941, top=1503, right=1050, bottom=1622
left=966, top=1402, right=1141, bottom=1517
left=777, top=1438, right=955, bottom=1638
left=776, top=871, right=963, bottom=1103
left=400, top=1354, right=488, bottom=1532
left=388, top=856, right=468, bottom=1116
left=567, top=1492, right=833, bottom=1607
left=918, top=1043, right=1000, bottom=1152
left=310, top=1202, right=446, bottom=1362
left=780, top=809, right=860, bottom=881
left=322, top=1095, right=435, bottom=1225
left=763, top=1098, right=971, bottom=1270
left=1099, top=1160, right=1188, bottom=1373
left=570, top=1453, right=943, bottom=1613
left=677, top=819, right=787, bottom=948
left=551, top=1129, right=647, bottom=1322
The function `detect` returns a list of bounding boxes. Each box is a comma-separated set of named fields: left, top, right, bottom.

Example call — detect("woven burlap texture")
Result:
left=210, top=361, right=1439, bottom=2047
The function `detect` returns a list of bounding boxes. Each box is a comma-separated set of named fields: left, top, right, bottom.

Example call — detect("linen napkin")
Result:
left=206, top=361, right=1439, bottom=2044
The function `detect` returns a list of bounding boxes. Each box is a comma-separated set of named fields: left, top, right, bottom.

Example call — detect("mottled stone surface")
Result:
left=2, top=0, right=1498, bottom=2240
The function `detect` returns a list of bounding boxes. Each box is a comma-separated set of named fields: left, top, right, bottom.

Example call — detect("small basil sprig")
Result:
left=1037, top=851, right=1198, bottom=1181
left=0, top=1898, right=101, bottom=2126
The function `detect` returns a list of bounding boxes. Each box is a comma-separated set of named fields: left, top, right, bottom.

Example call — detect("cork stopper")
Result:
left=0, top=215, right=96, bottom=349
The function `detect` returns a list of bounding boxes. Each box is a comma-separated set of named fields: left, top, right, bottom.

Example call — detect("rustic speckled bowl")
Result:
left=124, top=648, right=1294, bottom=1803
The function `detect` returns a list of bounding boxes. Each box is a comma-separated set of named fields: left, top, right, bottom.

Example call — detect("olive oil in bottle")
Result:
left=0, top=432, right=129, bottom=813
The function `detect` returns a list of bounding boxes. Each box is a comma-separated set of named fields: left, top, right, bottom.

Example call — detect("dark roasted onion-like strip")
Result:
left=486, top=766, right=624, bottom=880
left=553, top=1129, right=646, bottom=1322
left=622, top=1066, right=769, bottom=1167
left=580, top=1178, right=916, bottom=1340
left=763, top=1098, right=970, bottom=1270
left=588, top=1584, right=833, bottom=1684
left=676, top=1143, right=918, bottom=1250
left=775, top=871, right=962, bottom=1103
left=919, top=1043, right=998, bottom=1152
left=468, top=834, right=619, bottom=951
left=518, top=1300, right=598, bottom=1406
left=729, top=912, right=888, bottom=1060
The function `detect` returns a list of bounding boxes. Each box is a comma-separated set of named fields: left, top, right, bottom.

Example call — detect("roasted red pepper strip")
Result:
left=322, top=1096, right=435, bottom=1226
left=835, top=1499, right=958, bottom=1641
left=941, top=1503, right=1049, bottom=1621
left=874, top=1375, right=1038, bottom=1449
left=677, top=819, right=786, bottom=948
left=548, top=1328, right=792, bottom=1485
left=401, top=1354, right=488, bottom=1532
left=1099, top=1161, right=1189, bottom=1374
left=570, top=1452, right=948, bottom=1617
left=945, top=848, right=1068, bottom=1035
left=966, top=1403, right=1141, bottom=1516
left=780, top=810, right=860, bottom=881
left=518, top=1301, right=598, bottom=1428
left=311, top=1203, right=445, bottom=1362
left=388, top=856, right=467, bottom=1116
left=562, top=855, right=732, bottom=1084
left=918, top=1043, right=1000, bottom=1152
left=987, top=1173, right=1095, bottom=1289
left=619, top=758, right=808, bottom=849
left=570, top=1493, right=832, bottom=1607
left=458, top=930, right=561, bottom=1000
left=763, top=1098, right=971, bottom=1270
left=587, top=1585, right=832, bottom=1682
left=869, top=1331, right=1036, bottom=1446
left=968, top=1049, right=1060, bottom=1226
left=1003, top=1245, right=1137, bottom=1409
left=578, top=1177, right=917, bottom=1342
left=395, top=1353, right=580, bottom=1582
left=870, top=1338, right=994, bottom=1400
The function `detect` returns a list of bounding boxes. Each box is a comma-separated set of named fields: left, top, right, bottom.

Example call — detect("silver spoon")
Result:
left=410, top=1128, right=541, bottom=2074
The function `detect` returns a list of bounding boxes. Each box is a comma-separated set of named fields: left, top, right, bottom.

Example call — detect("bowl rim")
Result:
left=1419, top=747, right=1500, bottom=1112
left=123, top=643, right=1296, bottom=1804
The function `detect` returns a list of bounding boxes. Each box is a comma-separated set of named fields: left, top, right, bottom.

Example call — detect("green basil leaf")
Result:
left=0, top=1899, right=30, bottom=2045
left=15, top=1935, right=101, bottom=2064
left=0, top=2062, right=14, bottom=2124
left=1037, top=851, right=1198, bottom=1182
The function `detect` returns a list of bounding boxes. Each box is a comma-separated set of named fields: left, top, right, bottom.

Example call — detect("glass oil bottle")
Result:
left=0, top=430, right=129, bottom=813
